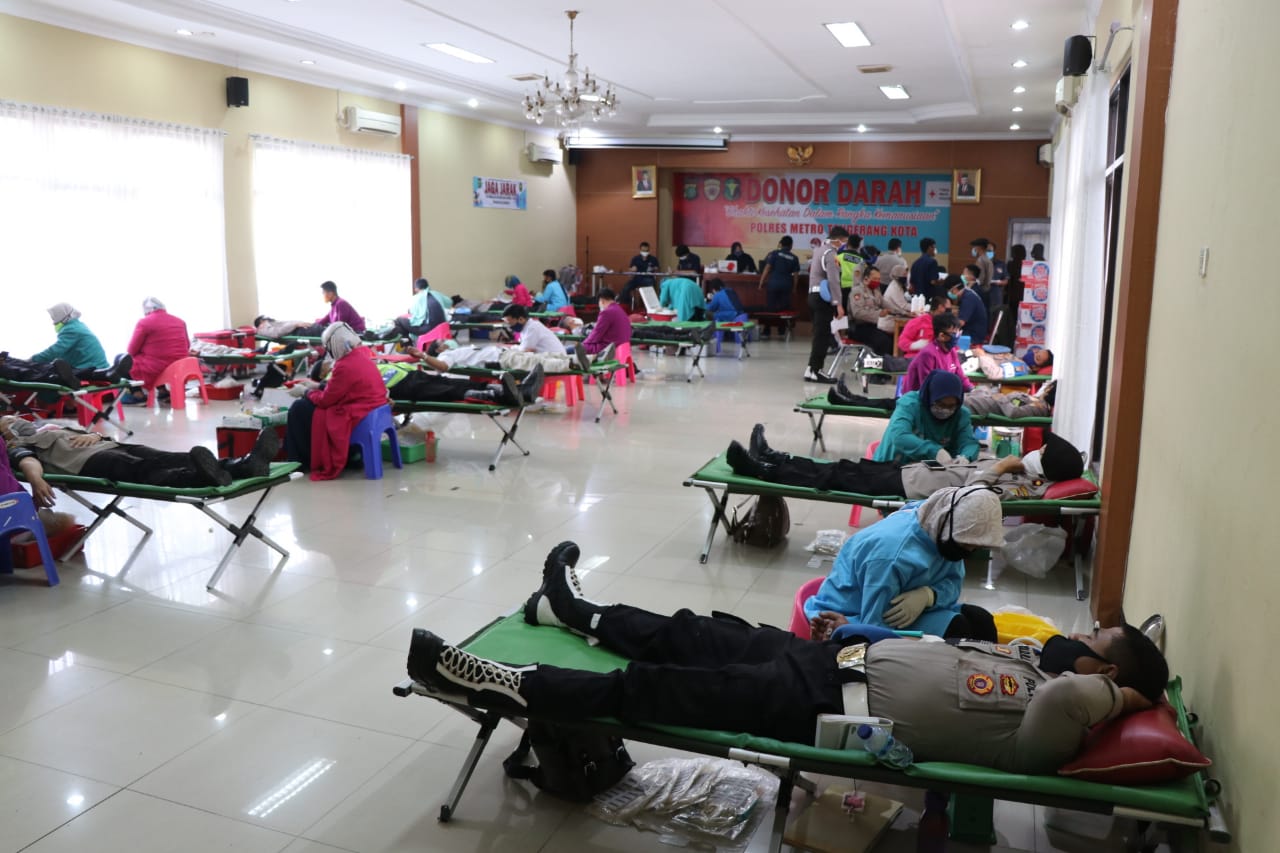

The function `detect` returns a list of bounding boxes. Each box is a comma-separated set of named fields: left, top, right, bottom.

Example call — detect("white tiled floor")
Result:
left=1, top=340, right=1140, bottom=852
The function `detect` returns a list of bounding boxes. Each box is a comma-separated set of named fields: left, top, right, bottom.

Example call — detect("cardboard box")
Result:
left=1018, top=302, right=1048, bottom=324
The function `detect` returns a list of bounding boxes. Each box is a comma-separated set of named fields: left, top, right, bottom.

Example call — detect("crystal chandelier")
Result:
left=522, top=10, right=618, bottom=131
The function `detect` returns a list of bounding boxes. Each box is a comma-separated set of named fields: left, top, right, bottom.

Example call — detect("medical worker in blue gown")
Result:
left=803, top=484, right=1006, bottom=641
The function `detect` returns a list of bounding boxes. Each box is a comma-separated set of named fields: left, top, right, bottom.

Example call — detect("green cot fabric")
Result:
left=390, top=400, right=511, bottom=414
left=967, top=372, right=1044, bottom=386
left=795, top=396, right=1053, bottom=427
left=447, top=361, right=621, bottom=379
left=36, top=461, right=300, bottom=498
left=685, top=452, right=1101, bottom=514
left=461, top=613, right=1208, bottom=820
left=633, top=321, right=757, bottom=331
left=0, top=378, right=135, bottom=394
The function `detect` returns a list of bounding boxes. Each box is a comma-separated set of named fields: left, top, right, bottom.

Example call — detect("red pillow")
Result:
left=1044, top=478, right=1099, bottom=500
left=1059, top=702, right=1211, bottom=784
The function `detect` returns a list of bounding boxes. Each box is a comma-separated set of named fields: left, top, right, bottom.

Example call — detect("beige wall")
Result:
left=418, top=112, right=575, bottom=299
left=0, top=14, right=576, bottom=321
left=1121, top=0, right=1280, bottom=849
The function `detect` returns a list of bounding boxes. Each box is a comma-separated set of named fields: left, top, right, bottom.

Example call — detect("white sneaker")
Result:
left=804, top=368, right=836, bottom=384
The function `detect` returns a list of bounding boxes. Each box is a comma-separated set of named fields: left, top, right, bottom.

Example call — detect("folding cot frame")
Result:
left=445, top=360, right=624, bottom=424
left=197, top=349, right=313, bottom=382
left=793, top=395, right=1052, bottom=455
left=390, top=400, right=529, bottom=471
left=21, top=462, right=301, bottom=590
left=683, top=452, right=1100, bottom=599
left=390, top=613, right=1228, bottom=853
left=0, top=378, right=139, bottom=437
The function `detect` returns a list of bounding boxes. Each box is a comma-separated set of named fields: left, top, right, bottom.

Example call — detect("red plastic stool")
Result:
left=849, top=439, right=881, bottom=527
left=540, top=375, right=579, bottom=406
left=148, top=357, right=208, bottom=410
left=788, top=577, right=826, bottom=638
left=75, top=386, right=125, bottom=429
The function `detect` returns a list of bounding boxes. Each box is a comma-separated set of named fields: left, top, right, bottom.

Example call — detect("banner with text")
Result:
left=672, top=171, right=952, bottom=254
left=473, top=176, right=527, bottom=210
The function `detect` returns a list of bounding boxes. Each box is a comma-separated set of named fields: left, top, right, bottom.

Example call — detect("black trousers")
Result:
left=807, top=293, right=836, bottom=373
left=850, top=323, right=893, bottom=356
left=0, top=359, right=64, bottom=385
left=765, top=287, right=792, bottom=313
left=391, top=372, right=479, bottom=403
left=616, top=277, right=654, bottom=309
left=79, top=446, right=213, bottom=487
left=392, top=318, right=431, bottom=339
left=763, top=455, right=905, bottom=497
left=285, top=397, right=316, bottom=469
left=521, top=606, right=851, bottom=744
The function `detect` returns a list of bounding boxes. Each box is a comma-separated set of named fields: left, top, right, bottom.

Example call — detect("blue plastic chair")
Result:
left=713, top=313, right=751, bottom=355
left=0, top=490, right=60, bottom=586
left=348, top=405, right=401, bottom=480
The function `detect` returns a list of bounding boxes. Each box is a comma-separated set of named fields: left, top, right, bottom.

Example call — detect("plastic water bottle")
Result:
left=855, top=724, right=913, bottom=769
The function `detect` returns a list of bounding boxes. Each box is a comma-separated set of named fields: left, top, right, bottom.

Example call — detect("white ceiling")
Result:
left=4, top=0, right=1097, bottom=139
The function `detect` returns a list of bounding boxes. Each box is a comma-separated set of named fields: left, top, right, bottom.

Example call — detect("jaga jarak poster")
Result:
left=473, top=176, right=527, bottom=210
left=672, top=171, right=952, bottom=253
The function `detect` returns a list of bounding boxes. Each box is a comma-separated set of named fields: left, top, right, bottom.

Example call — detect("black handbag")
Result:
left=502, top=720, right=634, bottom=801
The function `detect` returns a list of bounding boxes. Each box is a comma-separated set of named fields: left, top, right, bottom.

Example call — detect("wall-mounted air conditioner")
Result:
left=1037, top=143, right=1053, bottom=167
left=343, top=106, right=402, bottom=136
left=527, top=142, right=563, bottom=164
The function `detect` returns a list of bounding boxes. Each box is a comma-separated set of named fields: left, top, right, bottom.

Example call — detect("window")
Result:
left=1092, top=67, right=1132, bottom=462
left=250, top=136, right=411, bottom=326
left=0, top=101, right=227, bottom=358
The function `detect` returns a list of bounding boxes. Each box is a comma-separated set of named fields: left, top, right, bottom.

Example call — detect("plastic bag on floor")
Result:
left=805, top=529, right=847, bottom=556
left=1000, top=523, right=1068, bottom=578
left=589, top=758, right=779, bottom=851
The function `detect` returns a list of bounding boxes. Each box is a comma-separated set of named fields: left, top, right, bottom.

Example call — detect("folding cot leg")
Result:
left=1070, top=514, right=1088, bottom=601
left=59, top=491, right=154, bottom=560
left=948, top=793, right=997, bottom=844
left=765, top=770, right=797, bottom=853
left=438, top=711, right=503, bottom=822
left=593, top=370, right=618, bottom=423
left=806, top=411, right=827, bottom=454
left=697, top=486, right=732, bottom=564
left=72, top=393, right=134, bottom=438
left=488, top=408, right=530, bottom=471
left=737, top=333, right=750, bottom=360
left=195, top=488, right=290, bottom=590
left=686, top=343, right=706, bottom=382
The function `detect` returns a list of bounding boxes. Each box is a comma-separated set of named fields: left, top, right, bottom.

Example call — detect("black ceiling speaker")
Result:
left=1063, top=35, right=1092, bottom=76
left=226, top=76, right=250, bottom=108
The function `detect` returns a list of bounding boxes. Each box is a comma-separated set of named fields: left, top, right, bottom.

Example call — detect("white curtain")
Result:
left=1044, top=71, right=1109, bottom=458
left=250, top=136, right=411, bottom=327
left=0, top=101, right=227, bottom=359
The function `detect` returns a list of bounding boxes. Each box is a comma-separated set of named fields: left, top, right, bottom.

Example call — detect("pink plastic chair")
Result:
left=789, top=576, right=826, bottom=638
left=587, top=341, right=636, bottom=387
left=147, top=357, right=208, bottom=410
left=540, top=374, right=581, bottom=407
left=848, top=440, right=881, bottom=527
left=415, top=325, right=452, bottom=350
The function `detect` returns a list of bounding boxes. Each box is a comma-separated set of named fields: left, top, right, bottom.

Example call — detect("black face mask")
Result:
left=933, top=486, right=995, bottom=561
left=936, top=537, right=972, bottom=562
left=1038, top=635, right=1110, bottom=675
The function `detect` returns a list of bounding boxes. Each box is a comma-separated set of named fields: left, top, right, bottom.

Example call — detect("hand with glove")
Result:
left=287, top=380, right=314, bottom=398
left=883, top=586, right=935, bottom=629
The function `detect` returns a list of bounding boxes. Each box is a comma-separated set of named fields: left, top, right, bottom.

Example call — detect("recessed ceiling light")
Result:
left=856, top=124, right=868, bottom=133
left=425, top=42, right=494, bottom=64
left=713, top=126, right=723, bottom=134
left=1013, top=85, right=1026, bottom=94
left=466, top=98, right=480, bottom=109
left=1011, top=19, right=1030, bottom=30
left=1010, top=123, right=1021, bottom=130
left=1012, top=106, right=1024, bottom=112
left=175, top=28, right=193, bottom=36
left=393, top=81, right=407, bottom=91
left=879, top=85, right=910, bottom=100
left=824, top=21, right=871, bottom=48
left=299, top=59, right=316, bottom=65
left=1012, top=59, right=1028, bottom=68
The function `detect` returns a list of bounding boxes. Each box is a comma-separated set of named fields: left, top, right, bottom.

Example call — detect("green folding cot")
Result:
left=794, top=395, right=1053, bottom=454
left=683, top=452, right=1101, bottom=598
left=0, top=377, right=139, bottom=436
left=389, top=400, right=528, bottom=471
left=444, top=359, right=624, bottom=423
left=392, top=613, right=1227, bottom=853
left=24, top=462, right=301, bottom=590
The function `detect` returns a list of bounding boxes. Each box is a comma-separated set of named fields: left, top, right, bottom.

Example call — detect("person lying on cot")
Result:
left=0, top=433, right=80, bottom=543
left=407, top=339, right=613, bottom=375
left=284, top=323, right=388, bottom=481
left=404, top=541, right=1167, bottom=774
left=875, top=370, right=980, bottom=464
left=726, top=424, right=1085, bottom=500
left=0, top=353, right=133, bottom=390
left=1, top=415, right=278, bottom=490
left=253, top=316, right=326, bottom=340
left=379, top=360, right=543, bottom=408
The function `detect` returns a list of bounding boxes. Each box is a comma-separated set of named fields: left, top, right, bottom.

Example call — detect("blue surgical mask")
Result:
left=986, top=250, right=995, bottom=259
left=971, top=248, right=979, bottom=257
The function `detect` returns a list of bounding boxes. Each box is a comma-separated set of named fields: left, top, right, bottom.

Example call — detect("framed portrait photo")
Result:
left=632, top=165, right=656, bottom=199
left=952, top=168, right=981, bottom=203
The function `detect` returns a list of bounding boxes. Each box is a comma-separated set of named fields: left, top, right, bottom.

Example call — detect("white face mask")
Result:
left=640, top=251, right=649, bottom=257
left=1022, top=449, right=1045, bottom=479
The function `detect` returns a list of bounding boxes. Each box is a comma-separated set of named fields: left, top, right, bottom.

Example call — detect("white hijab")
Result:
left=916, top=485, right=1005, bottom=549
left=321, top=322, right=362, bottom=361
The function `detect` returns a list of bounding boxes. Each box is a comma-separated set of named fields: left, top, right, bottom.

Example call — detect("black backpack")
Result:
left=729, top=495, right=791, bottom=548
left=502, top=720, right=634, bottom=801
